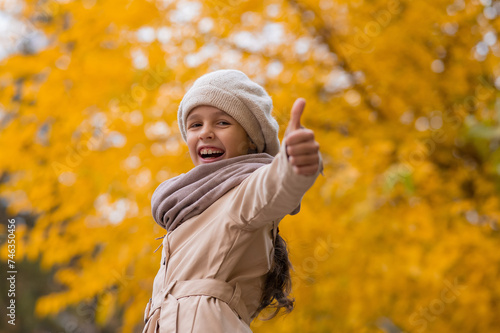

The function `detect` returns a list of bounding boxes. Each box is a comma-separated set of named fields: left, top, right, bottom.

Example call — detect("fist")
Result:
left=284, top=98, right=320, bottom=176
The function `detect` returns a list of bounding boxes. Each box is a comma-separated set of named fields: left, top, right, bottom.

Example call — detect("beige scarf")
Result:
left=151, top=154, right=275, bottom=232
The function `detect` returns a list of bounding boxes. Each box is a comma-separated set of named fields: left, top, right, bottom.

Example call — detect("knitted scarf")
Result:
left=151, top=153, right=274, bottom=232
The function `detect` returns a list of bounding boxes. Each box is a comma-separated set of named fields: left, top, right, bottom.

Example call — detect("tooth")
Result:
left=208, top=149, right=213, bottom=154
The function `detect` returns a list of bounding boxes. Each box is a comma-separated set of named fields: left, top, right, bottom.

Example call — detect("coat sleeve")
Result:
left=227, top=140, right=323, bottom=229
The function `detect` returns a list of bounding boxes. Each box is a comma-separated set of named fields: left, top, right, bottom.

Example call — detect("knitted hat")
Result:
left=177, top=69, right=280, bottom=156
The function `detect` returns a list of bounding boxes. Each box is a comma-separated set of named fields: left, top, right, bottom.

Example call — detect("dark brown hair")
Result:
left=256, top=230, right=294, bottom=319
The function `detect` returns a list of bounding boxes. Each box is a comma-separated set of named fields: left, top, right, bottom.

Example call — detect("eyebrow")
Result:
left=187, top=109, right=230, bottom=121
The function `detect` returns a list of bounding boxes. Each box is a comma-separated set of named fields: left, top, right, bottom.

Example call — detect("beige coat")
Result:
left=143, top=143, right=322, bottom=332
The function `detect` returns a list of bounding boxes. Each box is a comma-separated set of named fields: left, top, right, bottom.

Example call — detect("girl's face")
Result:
left=186, top=105, right=255, bottom=166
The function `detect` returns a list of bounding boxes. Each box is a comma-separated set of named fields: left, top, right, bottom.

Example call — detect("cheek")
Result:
left=186, top=137, right=197, bottom=154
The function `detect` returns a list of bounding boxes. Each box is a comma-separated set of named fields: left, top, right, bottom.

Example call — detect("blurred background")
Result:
left=1, top=0, right=500, bottom=332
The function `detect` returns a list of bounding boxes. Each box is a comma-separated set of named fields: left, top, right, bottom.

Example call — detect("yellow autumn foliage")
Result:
left=1, top=0, right=500, bottom=332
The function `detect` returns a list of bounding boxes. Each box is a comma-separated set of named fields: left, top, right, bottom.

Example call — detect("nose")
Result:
left=198, top=125, right=214, bottom=140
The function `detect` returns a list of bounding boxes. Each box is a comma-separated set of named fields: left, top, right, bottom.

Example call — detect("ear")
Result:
left=247, top=137, right=258, bottom=153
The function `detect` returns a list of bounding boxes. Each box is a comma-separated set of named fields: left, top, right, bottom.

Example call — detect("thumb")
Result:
left=287, top=98, right=306, bottom=134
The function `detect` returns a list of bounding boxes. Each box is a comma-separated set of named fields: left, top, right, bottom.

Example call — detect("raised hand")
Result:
left=284, top=98, right=320, bottom=176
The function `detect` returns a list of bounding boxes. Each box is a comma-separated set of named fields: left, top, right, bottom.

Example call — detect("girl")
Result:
left=143, top=69, right=322, bottom=332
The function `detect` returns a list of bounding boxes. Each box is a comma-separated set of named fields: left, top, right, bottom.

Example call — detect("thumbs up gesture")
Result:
left=284, top=98, right=320, bottom=176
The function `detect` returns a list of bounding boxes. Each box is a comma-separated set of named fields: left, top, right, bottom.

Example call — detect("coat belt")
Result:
left=143, top=279, right=251, bottom=333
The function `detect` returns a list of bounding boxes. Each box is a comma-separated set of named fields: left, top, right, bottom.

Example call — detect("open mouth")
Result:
left=199, top=147, right=225, bottom=160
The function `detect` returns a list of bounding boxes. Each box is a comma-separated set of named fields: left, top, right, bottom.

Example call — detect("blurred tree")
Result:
left=0, top=0, right=499, bottom=332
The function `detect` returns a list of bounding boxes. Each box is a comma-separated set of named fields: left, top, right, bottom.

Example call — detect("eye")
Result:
left=218, top=120, right=231, bottom=126
left=188, top=122, right=202, bottom=129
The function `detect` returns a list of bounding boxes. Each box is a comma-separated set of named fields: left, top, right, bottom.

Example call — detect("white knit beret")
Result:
left=178, top=69, right=280, bottom=156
